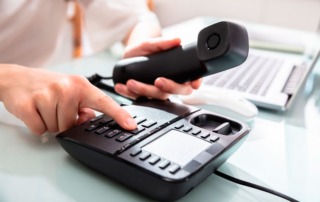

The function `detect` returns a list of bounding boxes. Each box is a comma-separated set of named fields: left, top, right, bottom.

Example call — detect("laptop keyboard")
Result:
left=203, top=53, right=284, bottom=96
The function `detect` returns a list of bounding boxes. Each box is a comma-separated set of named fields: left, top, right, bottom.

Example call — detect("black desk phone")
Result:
left=56, top=21, right=251, bottom=201
left=56, top=99, right=250, bottom=201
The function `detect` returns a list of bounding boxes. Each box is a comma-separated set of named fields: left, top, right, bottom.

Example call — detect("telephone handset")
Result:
left=112, top=21, right=249, bottom=84
left=56, top=99, right=250, bottom=201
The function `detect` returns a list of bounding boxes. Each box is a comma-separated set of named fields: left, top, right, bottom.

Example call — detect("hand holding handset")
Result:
left=112, top=21, right=249, bottom=84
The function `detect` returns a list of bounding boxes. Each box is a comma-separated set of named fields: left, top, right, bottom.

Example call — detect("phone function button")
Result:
left=142, top=120, right=157, bottom=128
left=210, top=135, right=220, bottom=142
left=158, top=160, right=170, bottom=169
left=174, top=123, right=184, bottom=129
left=191, top=129, right=201, bottom=135
left=129, top=125, right=145, bottom=134
left=130, top=148, right=142, bottom=156
left=168, top=165, right=180, bottom=174
left=182, top=126, right=192, bottom=132
left=139, top=152, right=151, bottom=160
left=200, top=133, right=210, bottom=139
left=148, top=156, right=161, bottom=165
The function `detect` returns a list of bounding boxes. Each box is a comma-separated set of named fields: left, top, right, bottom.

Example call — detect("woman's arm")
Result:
left=0, top=64, right=137, bottom=135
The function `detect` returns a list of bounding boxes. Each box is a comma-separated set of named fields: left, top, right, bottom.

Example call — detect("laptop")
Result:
left=163, top=17, right=320, bottom=111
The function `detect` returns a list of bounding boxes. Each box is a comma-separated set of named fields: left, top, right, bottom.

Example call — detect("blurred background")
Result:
left=152, top=0, right=320, bottom=32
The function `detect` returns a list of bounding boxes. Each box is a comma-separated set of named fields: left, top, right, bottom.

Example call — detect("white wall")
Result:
left=153, top=0, right=320, bottom=32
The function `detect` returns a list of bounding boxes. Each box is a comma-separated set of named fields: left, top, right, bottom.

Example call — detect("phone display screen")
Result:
left=143, top=130, right=211, bottom=167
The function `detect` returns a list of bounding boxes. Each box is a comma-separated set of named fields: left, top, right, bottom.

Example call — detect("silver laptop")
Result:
left=163, top=17, right=320, bottom=111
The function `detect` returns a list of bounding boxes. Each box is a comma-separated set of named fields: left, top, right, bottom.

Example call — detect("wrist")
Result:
left=0, top=64, right=26, bottom=101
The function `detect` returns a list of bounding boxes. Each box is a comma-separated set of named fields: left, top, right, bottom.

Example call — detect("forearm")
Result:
left=0, top=64, right=137, bottom=135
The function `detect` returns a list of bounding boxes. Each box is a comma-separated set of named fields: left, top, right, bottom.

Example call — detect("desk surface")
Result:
left=1, top=51, right=320, bottom=202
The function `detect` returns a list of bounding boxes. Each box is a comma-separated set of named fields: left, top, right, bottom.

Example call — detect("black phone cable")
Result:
left=214, top=170, right=299, bottom=202
left=86, top=73, right=134, bottom=101
left=86, top=73, right=112, bottom=84
left=86, top=73, right=117, bottom=94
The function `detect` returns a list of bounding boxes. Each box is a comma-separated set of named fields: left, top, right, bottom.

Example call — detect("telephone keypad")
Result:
left=86, top=115, right=162, bottom=148
left=98, top=117, right=113, bottom=125
left=95, top=126, right=110, bottom=135
left=85, top=124, right=100, bottom=131
left=105, top=129, right=122, bottom=138
left=108, top=121, right=119, bottom=128
left=89, top=114, right=104, bottom=123
left=129, top=125, right=145, bottom=134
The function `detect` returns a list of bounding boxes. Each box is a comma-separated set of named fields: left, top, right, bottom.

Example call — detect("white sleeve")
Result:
left=0, top=0, right=68, bottom=67
left=79, top=0, right=158, bottom=54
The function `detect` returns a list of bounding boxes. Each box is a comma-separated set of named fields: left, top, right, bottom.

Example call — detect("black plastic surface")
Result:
left=56, top=99, right=250, bottom=201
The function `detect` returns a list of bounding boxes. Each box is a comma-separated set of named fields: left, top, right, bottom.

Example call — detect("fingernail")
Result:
left=115, top=84, right=125, bottom=93
left=127, top=80, right=136, bottom=89
left=156, top=78, right=165, bottom=89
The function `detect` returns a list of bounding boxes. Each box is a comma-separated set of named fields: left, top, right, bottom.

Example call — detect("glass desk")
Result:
left=0, top=51, right=319, bottom=202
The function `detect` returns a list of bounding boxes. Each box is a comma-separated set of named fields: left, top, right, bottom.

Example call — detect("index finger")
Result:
left=79, top=84, right=137, bottom=130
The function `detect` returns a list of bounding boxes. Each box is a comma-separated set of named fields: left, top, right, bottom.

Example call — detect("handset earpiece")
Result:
left=112, top=21, right=249, bottom=85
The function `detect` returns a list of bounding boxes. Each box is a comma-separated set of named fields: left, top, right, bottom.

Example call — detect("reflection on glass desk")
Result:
left=0, top=51, right=320, bottom=202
